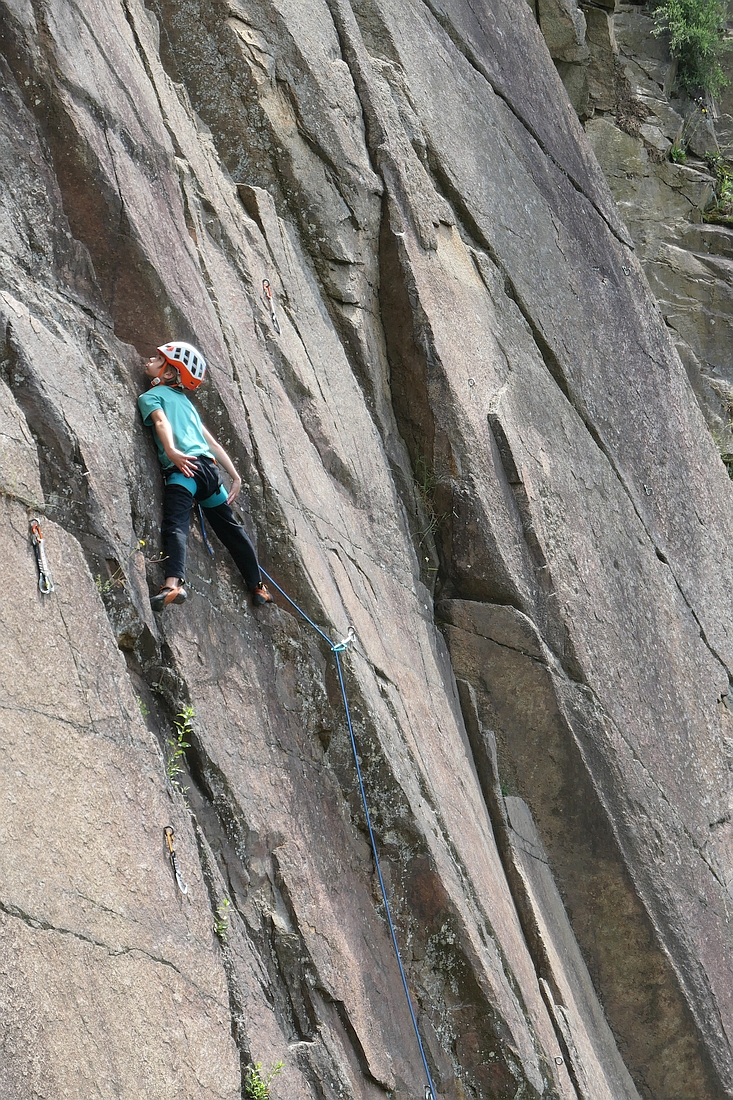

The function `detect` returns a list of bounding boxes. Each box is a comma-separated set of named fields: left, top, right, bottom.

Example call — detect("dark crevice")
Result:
left=193, top=822, right=253, bottom=1098
left=372, top=158, right=586, bottom=669
left=320, top=987, right=386, bottom=1087
left=451, top=663, right=726, bottom=1100
left=538, top=980, right=589, bottom=1100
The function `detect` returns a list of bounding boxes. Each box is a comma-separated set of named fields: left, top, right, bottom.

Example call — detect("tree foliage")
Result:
left=653, top=0, right=731, bottom=96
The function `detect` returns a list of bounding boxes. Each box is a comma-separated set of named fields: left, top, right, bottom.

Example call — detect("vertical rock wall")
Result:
left=0, top=2, right=732, bottom=1100
left=538, top=0, right=733, bottom=447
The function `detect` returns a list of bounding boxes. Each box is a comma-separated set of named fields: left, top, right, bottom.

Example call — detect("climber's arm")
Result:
left=202, top=426, right=242, bottom=505
left=150, top=409, right=198, bottom=478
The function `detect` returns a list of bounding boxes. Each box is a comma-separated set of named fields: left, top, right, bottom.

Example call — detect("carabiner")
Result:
left=163, top=826, right=188, bottom=894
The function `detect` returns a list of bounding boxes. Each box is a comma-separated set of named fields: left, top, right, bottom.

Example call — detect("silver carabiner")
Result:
left=30, top=518, right=55, bottom=594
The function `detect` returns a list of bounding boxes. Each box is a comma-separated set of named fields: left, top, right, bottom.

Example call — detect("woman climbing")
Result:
left=138, top=341, right=273, bottom=611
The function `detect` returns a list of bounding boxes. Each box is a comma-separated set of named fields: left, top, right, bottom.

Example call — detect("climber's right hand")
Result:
left=168, top=450, right=198, bottom=478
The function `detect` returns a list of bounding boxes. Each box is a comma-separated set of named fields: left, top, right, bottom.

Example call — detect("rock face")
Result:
left=538, top=0, right=733, bottom=446
left=1, top=3, right=732, bottom=1100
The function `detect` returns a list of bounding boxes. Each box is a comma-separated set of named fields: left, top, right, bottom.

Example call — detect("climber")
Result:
left=138, top=341, right=273, bottom=611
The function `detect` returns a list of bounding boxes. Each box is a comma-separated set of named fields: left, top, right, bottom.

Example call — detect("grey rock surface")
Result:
left=577, top=3, right=733, bottom=444
left=1, top=1, right=732, bottom=1099
left=0, top=497, right=241, bottom=1099
left=503, top=796, right=641, bottom=1100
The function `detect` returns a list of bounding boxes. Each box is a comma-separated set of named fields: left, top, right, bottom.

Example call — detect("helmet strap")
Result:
left=150, top=362, right=181, bottom=388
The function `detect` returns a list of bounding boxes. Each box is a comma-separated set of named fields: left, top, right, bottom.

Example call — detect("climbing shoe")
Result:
left=252, top=582, right=273, bottom=607
left=150, top=584, right=187, bottom=611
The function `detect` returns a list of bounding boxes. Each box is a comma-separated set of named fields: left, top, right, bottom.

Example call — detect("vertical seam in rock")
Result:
left=192, top=821, right=253, bottom=1097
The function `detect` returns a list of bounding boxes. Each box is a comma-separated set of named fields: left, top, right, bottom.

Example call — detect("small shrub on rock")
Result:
left=244, top=1061, right=284, bottom=1100
left=703, top=151, right=733, bottom=220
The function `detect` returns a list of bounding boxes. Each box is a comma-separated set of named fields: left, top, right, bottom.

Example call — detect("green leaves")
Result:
left=703, top=150, right=733, bottom=221
left=214, top=897, right=231, bottom=940
left=653, top=0, right=731, bottom=97
left=244, top=1062, right=285, bottom=1100
left=166, top=706, right=193, bottom=783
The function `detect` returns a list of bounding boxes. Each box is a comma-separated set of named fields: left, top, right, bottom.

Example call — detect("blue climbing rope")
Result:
left=197, top=504, right=216, bottom=557
left=259, top=568, right=438, bottom=1100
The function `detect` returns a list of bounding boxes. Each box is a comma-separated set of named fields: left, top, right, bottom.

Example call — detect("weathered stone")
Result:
left=638, top=121, right=670, bottom=153
left=0, top=376, right=43, bottom=506
left=0, top=497, right=242, bottom=1099
left=504, top=797, right=642, bottom=1100
left=439, top=599, right=730, bottom=1100
left=586, top=116, right=715, bottom=259
left=2, top=1, right=733, bottom=1100
left=636, top=92, right=684, bottom=139
left=615, top=6, right=675, bottom=91
left=582, top=0, right=733, bottom=435
left=555, top=60, right=591, bottom=119
left=585, top=5, right=617, bottom=111
left=537, top=0, right=590, bottom=63
left=586, top=75, right=733, bottom=417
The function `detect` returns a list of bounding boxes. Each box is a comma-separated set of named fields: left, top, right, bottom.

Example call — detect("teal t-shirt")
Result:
left=138, top=385, right=214, bottom=471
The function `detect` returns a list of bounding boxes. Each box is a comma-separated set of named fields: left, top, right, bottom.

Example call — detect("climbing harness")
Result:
left=196, top=503, right=216, bottom=557
left=29, top=517, right=55, bottom=594
left=259, top=568, right=438, bottom=1100
left=164, top=826, right=189, bottom=894
left=262, top=279, right=281, bottom=335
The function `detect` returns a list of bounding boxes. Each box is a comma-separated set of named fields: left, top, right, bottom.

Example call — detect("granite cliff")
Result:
left=1, top=2, right=732, bottom=1100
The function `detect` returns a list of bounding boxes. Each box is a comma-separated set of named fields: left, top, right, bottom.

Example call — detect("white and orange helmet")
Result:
left=157, top=341, right=207, bottom=390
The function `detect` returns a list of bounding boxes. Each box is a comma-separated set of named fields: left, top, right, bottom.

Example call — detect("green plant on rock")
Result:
left=668, top=99, right=710, bottom=161
left=711, top=425, right=733, bottom=476
left=243, top=1061, right=285, bottom=1100
left=166, top=706, right=193, bottom=783
left=95, top=540, right=148, bottom=597
left=414, top=452, right=437, bottom=507
left=214, top=897, right=231, bottom=941
left=703, top=150, right=733, bottom=220
left=652, top=0, right=731, bottom=98
left=94, top=564, right=125, bottom=595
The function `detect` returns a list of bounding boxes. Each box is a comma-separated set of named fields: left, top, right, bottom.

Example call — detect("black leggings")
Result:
left=160, top=457, right=261, bottom=590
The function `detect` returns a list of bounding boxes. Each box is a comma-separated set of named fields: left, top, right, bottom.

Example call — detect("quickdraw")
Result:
left=29, top=517, right=55, bottom=594
left=332, top=627, right=356, bottom=654
left=262, top=279, right=281, bottom=334
left=164, top=826, right=188, bottom=894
